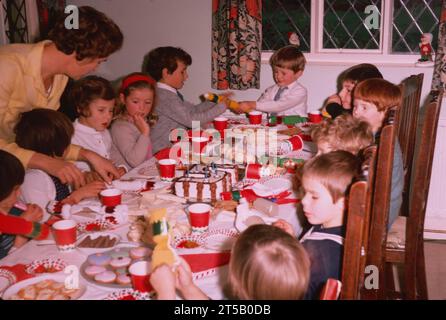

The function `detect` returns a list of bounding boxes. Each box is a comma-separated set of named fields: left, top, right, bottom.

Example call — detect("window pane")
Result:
left=323, top=0, right=381, bottom=50
left=392, top=0, right=441, bottom=53
left=262, top=0, right=311, bottom=52
left=2, top=0, right=29, bottom=44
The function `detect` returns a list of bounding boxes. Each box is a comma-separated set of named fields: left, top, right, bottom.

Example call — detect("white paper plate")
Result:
left=235, top=203, right=278, bottom=233
left=251, top=177, right=292, bottom=197
left=202, top=229, right=239, bottom=251
left=2, top=273, right=87, bottom=300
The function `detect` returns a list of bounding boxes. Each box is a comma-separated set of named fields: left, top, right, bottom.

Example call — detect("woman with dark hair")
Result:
left=0, top=6, right=124, bottom=188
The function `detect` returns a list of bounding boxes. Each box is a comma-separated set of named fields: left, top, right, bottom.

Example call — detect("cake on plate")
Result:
left=173, top=164, right=238, bottom=202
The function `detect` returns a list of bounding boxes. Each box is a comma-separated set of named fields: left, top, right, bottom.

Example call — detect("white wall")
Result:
left=70, top=0, right=435, bottom=109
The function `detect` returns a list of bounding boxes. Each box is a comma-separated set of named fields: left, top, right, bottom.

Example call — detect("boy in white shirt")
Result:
left=239, top=45, right=308, bottom=117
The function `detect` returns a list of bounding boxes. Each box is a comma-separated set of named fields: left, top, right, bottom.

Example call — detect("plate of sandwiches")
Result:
left=2, top=273, right=87, bottom=300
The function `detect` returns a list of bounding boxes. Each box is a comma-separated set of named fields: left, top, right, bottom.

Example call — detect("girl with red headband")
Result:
left=110, top=73, right=156, bottom=169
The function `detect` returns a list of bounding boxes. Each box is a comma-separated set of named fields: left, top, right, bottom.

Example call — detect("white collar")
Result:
left=74, top=119, right=102, bottom=134
left=157, top=82, right=178, bottom=94
left=278, top=79, right=300, bottom=90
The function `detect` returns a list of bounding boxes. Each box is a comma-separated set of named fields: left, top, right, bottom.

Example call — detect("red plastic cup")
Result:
left=191, top=136, right=210, bottom=154
left=129, top=261, right=153, bottom=293
left=52, top=219, right=77, bottom=252
left=308, top=111, right=323, bottom=123
left=188, top=203, right=211, bottom=232
left=287, top=135, right=304, bottom=151
left=100, top=188, right=122, bottom=207
left=248, top=111, right=262, bottom=125
left=213, top=117, right=228, bottom=131
left=158, top=159, right=177, bottom=181
left=245, top=163, right=262, bottom=180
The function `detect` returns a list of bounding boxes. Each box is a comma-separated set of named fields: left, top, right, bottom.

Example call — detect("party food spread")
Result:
left=8, top=279, right=81, bottom=300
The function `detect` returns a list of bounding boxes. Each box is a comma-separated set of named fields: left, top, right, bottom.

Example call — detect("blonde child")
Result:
left=150, top=224, right=310, bottom=300
left=0, top=150, right=49, bottom=259
left=274, top=151, right=360, bottom=299
left=14, top=109, right=106, bottom=221
left=109, top=73, right=156, bottom=169
left=311, top=113, right=374, bottom=156
left=352, top=78, right=403, bottom=228
left=238, top=45, right=307, bottom=116
left=70, top=76, right=128, bottom=176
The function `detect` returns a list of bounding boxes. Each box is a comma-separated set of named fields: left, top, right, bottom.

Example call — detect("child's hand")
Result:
left=117, top=167, right=127, bottom=177
left=150, top=264, right=177, bottom=300
left=79, top=149, right=120, bottom=184
left=219, top=91, right=234, bottom=99
left=175, top=258, right=194, bottom=291
left=238, top=101, right=256, bottom=113
left=13, top=235, right=29, bottom=248
left=21, top=204, right=44, bottom=222
left=326, top=93, right=342, bottom=105
left=62, top=181, right=106, bottom=205
left=84, top=171, right=103, bottom=184
left=133, top=114, right=150, bottom=136
left=273, top=219, right=295, bottom=237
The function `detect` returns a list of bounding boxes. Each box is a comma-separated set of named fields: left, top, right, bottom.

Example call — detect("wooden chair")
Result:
left=362, top=108, right=399, bottom=300
left=397, top=74, right=424, bottom=217
left=385, top=92, right=444, bottom=299
left=341, top=145, right=377, bottom=299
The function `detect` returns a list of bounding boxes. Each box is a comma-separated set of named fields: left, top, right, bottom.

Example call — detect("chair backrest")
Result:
left=405, top=91, right=444, bottom=263
left=341, top=145, right=377, bottom=300
left=397, top=74, right=424, bottom=216
left=363, top=108, right=399, bottom=300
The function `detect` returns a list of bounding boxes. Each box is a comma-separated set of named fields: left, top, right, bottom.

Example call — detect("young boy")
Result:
left=0, top=6, right=123, bottom=188
left=311, top=113, right=374, bottom=156
left=145, top=46, right=232, bottom=154
left=0, top=150, right=49, bottom=259
left=352, top=78, right=403, bottom=228
left=323, top=63, right=383, bottom=119
left=238, top=45, right=307, bottom=116
left=274, top=151, right=360, bottom=299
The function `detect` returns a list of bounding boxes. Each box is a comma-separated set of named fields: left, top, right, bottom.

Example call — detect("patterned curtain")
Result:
left=211, top=0, right=262, bottom=90
left=36, top=0, right=66, bottom=39
left=431, top=0, right=446, bottom=96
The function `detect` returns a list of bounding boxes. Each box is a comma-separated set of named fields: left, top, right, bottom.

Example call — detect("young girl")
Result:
left=0, top=150, right=49, bottom=259
left=110, top=73, right=156, bottom=169
left=70, top=75, right=128, bottom=176
left=14, top=109, right=106, bottom=221
left=150, top=224, right=310, bottom=300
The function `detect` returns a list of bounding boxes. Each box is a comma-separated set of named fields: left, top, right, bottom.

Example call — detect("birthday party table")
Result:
left=0, top=120, right=317, bottom=300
